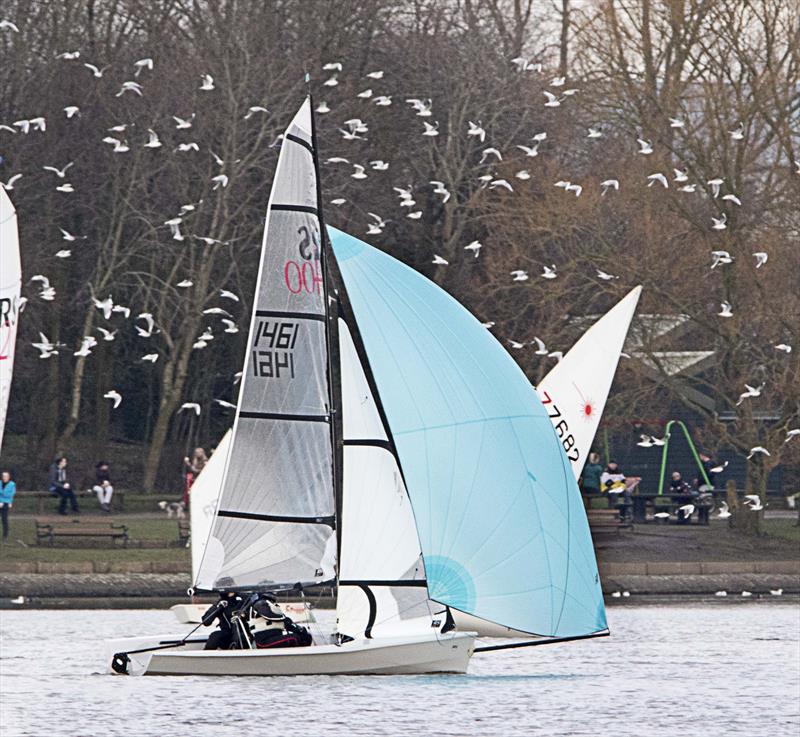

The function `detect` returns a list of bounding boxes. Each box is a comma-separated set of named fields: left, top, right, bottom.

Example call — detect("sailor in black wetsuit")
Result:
left=202, top=590, right=244, bottom=650
left=252, top=595, right=312, bottom=649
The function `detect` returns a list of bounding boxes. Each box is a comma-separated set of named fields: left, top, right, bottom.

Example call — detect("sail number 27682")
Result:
left=539, top=391, right=580, bottom=464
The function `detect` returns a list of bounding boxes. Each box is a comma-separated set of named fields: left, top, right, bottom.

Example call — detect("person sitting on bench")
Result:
left=49, top=456, right=79, bottom=515
left=252, top=595, right=312, bottom=649
left=92, top=461, right=114, bottom=512
left=670, top=471, right=699, bottom=523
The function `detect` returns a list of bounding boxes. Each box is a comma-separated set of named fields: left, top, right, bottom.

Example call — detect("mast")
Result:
left=308, top=94, right=343, bottom=576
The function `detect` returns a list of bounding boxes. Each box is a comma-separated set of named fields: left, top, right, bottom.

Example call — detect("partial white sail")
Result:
left=335, top=320, right=433, bottom=639
left=196, top=99, right=335, bottom=591
left=0, top=188, right=21, bottom=454
left=537, top=286, right=641, bottom=478
left=189, top=430, right=232, bottom=584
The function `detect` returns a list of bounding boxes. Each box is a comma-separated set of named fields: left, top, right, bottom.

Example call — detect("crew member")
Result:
left=202, top=590, right=244, bottom=650
left=252, top=595, right=312, bottom=649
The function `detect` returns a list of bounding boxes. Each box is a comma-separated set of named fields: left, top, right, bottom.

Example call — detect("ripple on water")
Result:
left=0, top=604, right=798, bottom=737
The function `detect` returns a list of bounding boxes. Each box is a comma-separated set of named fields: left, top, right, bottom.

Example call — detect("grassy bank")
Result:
left=1, top=513, right=797, bottom=569
left=0, top=517, right=189, bottom=566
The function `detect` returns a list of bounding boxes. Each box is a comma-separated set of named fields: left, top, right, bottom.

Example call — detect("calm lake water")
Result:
left=1, top=603, right=798, bottom=736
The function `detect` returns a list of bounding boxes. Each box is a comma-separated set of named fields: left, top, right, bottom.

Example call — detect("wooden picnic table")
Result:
left=630, top=490, right=724, bottom=524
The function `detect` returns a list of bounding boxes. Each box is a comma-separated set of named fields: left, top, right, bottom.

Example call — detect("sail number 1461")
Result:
left=252, top=319, right=299, bottom=379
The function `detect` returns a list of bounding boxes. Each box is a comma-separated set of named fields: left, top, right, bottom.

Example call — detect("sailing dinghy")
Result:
left=108, top=98, right=607, bottom=676
left=0, top=188, right=21, bottom=454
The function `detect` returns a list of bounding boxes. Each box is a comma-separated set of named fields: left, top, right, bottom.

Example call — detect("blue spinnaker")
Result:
left=330, top=227, right=607, bottom=637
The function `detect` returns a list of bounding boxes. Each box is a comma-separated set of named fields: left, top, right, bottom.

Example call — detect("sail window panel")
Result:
left=330, top=227, right=607, bottom=638
left=203, top=517, right=335, bottom=591
left=242, top=315, right=329, bottom=415
left=218, top=417, right=334, bottom=519
left=339, top=446, right=423, bottom=580
left=338, top=320, right=388, bottom=441
left=256, top=210, right=326, bottom=316
left=336, top=585, right=435, bottom=640
left=267, top=135, right=317, bottom=212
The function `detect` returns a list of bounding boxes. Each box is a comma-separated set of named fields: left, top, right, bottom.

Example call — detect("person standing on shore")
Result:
left=0, top=469, right=16, bottom=543
left=48, top=456, right=79, bottom=515
left=182, top=447, right=208, bottom=507
left=580, top=452, right=603, bottom=496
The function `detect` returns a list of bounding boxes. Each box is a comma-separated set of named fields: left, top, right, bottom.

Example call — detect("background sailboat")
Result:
left=537, top=287, right=642, bottom=477
left=0, top=188, right=21, bottom=455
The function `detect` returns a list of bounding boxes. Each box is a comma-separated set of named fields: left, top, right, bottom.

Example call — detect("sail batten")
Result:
left=195, top=99, right=336, bottom=592
left=330, top=227, right=607, bottom=638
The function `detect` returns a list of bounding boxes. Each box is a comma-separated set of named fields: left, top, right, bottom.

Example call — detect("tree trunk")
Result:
left=558, top=0, right=570, bottom=79
left=58, top=306, right=97, bottom=446
left=142, top=387, right=177, bottom=493
left=142, top=328, right=197, bottom=491
left=92, top=341, right=111, bottom=462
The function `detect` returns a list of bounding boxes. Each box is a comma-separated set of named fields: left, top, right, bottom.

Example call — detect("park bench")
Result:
left=586, top=508, right=632, bottom=535
left=34, top=517, right=129, bottom=547
left=177, top=518, right=191, bottom=545
left=16, top=489, right=125, bottom=514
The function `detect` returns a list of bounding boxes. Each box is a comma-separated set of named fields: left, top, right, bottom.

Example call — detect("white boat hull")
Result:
left=112, top=631, right=476, bottom=676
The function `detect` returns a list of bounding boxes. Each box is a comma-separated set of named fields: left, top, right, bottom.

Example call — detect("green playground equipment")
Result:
left=656, top=420, right=712, bottom=495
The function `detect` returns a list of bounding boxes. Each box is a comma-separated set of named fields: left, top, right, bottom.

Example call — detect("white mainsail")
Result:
left=537, top=286, right=641, bottom=478
left=335, top=320, right=434, bottom=639
left=195, top=99, right=336, bottom=592
left=0, top=188, right=21, bottom=454
left=189, top=430, right=232, bottom=584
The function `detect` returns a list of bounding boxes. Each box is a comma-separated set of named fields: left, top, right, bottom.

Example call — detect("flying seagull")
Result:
left=103, top=390, right=122, bottom=409
left=134, top=57, right=153, bottom=75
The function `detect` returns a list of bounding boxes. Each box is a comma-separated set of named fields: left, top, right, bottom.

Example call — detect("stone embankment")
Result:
left=0, top=560, right=797, bottom=607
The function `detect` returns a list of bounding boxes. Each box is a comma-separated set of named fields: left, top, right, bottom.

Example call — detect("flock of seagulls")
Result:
left=0, top=27, right=794, bottom=462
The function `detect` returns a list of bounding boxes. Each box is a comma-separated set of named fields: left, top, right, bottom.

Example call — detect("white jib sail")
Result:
left=0, top=188, right=21, bottom=454
left=537, top=286, right=641, bottom=478
left=195, top=99, right=336, bottom=592
left=335, top=320, right=435, bottom=639
left=189, top=430, right=232, bottom=584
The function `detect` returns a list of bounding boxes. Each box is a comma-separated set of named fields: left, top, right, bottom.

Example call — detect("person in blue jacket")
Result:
left=0, top=469, right=16, bottom=542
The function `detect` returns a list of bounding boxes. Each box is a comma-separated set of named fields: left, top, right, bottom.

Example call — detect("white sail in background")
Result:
left=195, top=99, right=336, bottom=592
left=537, top=286, right=641, bottom=478
left=0, top=188, right=21, bottom=454
left=189, top=430, right=232, bottom=584
left=335, top=320, right=433, bottom=639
